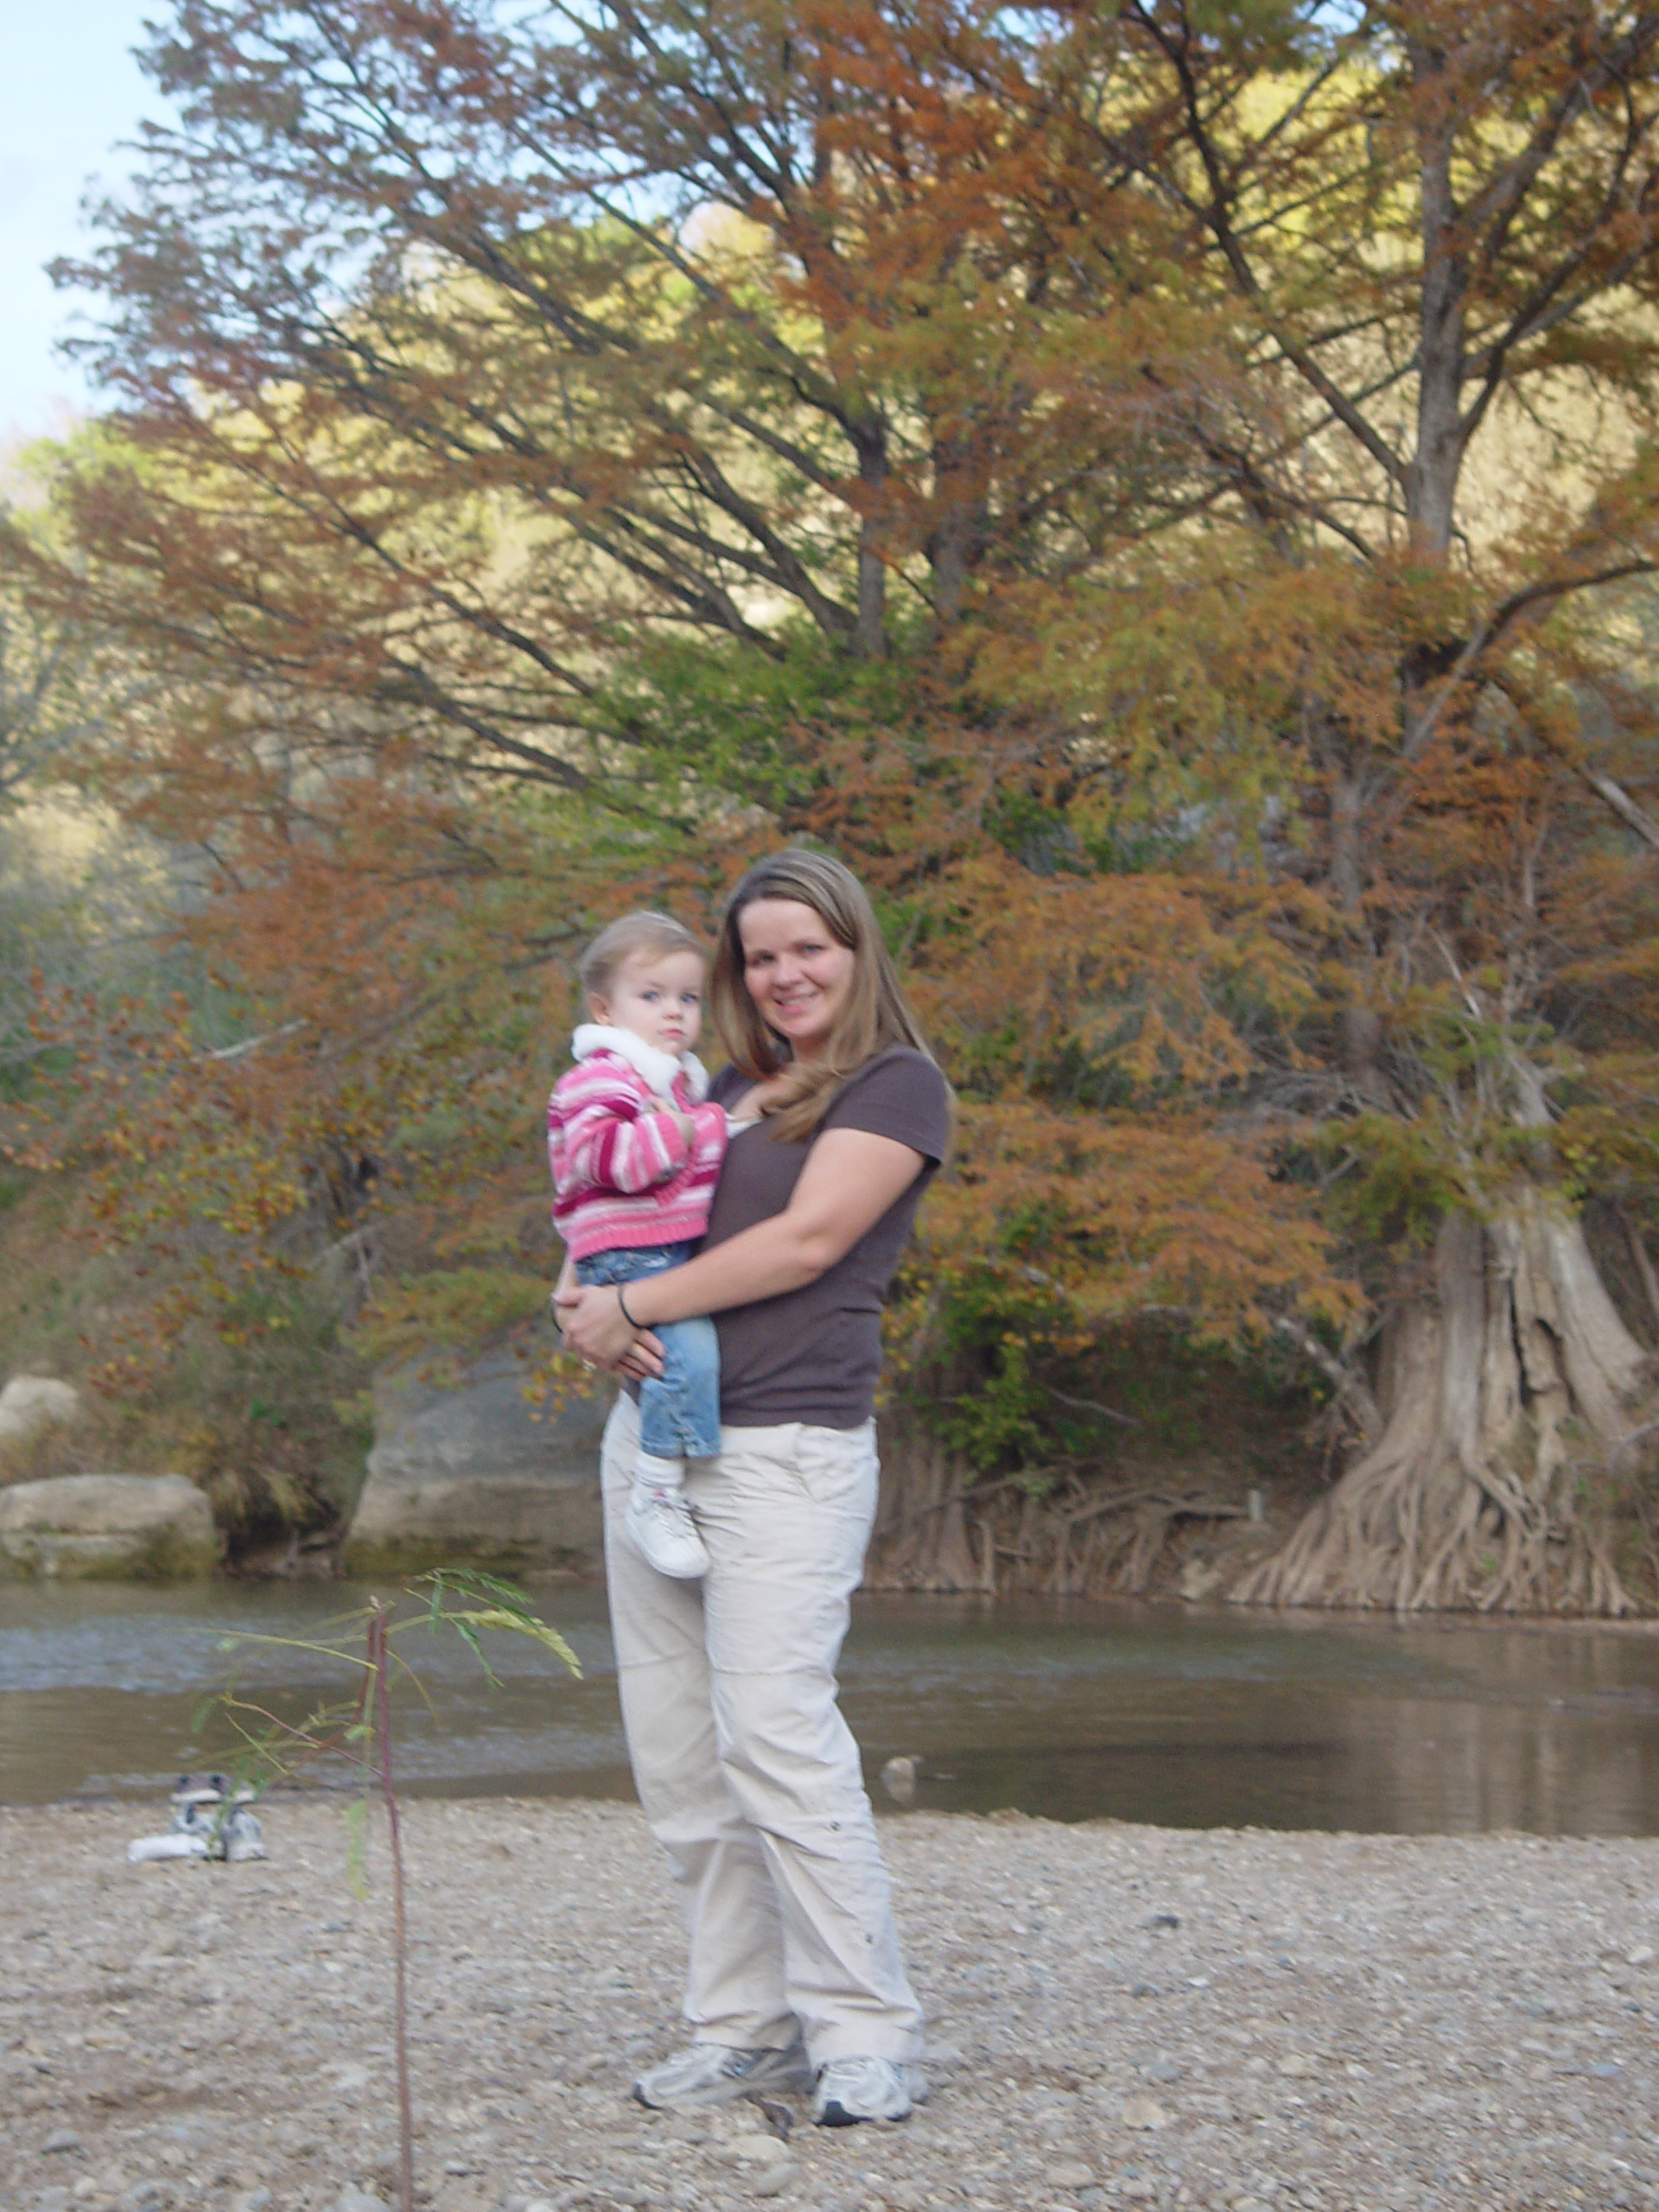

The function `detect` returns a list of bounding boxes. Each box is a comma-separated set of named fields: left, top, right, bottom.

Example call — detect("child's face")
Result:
left=590, top=948, right=705, bottom=1058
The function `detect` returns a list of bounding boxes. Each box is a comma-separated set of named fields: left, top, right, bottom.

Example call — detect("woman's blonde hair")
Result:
left=709, top=849, right=949, bottom=1142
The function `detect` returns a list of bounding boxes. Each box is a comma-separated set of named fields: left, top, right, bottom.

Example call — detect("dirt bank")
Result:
left=2, top=1799, right=1656, bottom=2212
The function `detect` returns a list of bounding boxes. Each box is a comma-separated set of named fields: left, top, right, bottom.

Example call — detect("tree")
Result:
left=7, top=0, right=1338, bottom=1324
left=17, top=1, right=1191, bottom=779
left=7, top=0, right=1659, bottom=1606
left=1075, top=0, right=1659, bottom=1607
left=0, top=483, right=163, bottom=1092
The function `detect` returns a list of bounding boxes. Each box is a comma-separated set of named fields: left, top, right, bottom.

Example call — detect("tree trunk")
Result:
left=851, top=418, right=889, bottom=659
left=1403, top=35, right=1467, bottom=568
left=926, top=425, right=988, bottom=628
left=1235, top=1196, right=1655, bottom=1614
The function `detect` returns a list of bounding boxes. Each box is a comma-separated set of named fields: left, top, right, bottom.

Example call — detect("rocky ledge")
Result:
left=0, top=1474, right=219, bottom=1581
left=342, top=1356, right=608, bottom=1577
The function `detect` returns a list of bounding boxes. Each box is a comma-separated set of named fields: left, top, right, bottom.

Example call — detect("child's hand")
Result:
left=652, top=1096, right=696, bottom=1144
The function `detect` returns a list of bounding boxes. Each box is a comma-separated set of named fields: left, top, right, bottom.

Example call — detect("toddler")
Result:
left=547, top=912, right=729, bottom=1577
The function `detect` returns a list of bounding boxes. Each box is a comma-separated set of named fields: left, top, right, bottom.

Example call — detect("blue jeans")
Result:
left=576, top=1243, right=721, bottom=1461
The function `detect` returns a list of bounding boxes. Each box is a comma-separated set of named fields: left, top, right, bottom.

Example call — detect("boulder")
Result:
left=343, top=1351, right=608, bottom=1574
left=0, top=1473, right=219, bottom=1580
left=0, top=1375, right=82, bottom=1449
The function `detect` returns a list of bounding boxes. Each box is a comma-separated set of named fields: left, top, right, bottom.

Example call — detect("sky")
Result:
left=0, top=0, right=177, bottom=446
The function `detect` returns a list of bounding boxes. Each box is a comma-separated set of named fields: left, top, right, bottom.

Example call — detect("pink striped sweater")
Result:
left=547, top=1024, right=729, bottom=1261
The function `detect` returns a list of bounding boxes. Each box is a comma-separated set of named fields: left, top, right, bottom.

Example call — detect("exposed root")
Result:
left=865, top=1433, right=986, bottom=1592
left=1235, top=1197, right=1655, bottom=1616
left=870, top=1192, right=1656, bottom=1611
left=866, top=1433, right=1244, bottom=1598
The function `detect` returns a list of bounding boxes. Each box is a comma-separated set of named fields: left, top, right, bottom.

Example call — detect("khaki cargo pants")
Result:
left=602, top=1391, right=924, bottom=2065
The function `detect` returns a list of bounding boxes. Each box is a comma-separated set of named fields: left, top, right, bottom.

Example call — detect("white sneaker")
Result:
left=633, top=2041, right=811, bottom=2110
left=627, top=1484, right=709, bottom=1578
left=811, top=2056, right=928, bottom=2126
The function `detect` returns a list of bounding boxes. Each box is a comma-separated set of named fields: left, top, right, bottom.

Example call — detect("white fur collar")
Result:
left=572, top=1022, right=710, bottom=1102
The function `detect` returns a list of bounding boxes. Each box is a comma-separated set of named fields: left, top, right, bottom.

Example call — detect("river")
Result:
left=3, top=1578, right=1658, bottom=1832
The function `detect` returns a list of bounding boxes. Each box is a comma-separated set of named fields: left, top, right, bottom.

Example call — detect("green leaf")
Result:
left=442, top=1605, right=582, bottom=1680
left=450, top=1616, right=500, bottom=1685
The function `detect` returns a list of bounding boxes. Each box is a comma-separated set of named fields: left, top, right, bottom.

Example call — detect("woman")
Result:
left=559, top=848, right=953, bottom=2127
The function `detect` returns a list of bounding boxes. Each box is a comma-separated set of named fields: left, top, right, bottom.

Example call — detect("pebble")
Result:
left=43, top=2132, right=83, bottom=2156
left=234, top=2193, right=272, bottom=2212
left=880, top=1757, right=920, bottom=1805
left=1276, top=2053, right=1317, bottom=2078
left=750, top=2164, right=798, bottom=2198
left=1043, top=2162, right=1095, bottom=2190
left=333, top=2191, right=387, bottom=2212
left=1117, top=2097, right=1169, bottom=2132
left=723, top=2134, right=785, bottom=2164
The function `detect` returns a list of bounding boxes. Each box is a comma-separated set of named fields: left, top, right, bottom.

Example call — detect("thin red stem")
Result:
left=370, top=1605, right=416, bottom=2212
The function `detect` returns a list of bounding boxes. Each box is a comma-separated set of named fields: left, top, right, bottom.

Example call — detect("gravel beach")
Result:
left=3, top=1797, right=1656, bottom=2212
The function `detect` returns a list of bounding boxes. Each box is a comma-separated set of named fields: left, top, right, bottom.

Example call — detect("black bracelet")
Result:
left=615, top=1283, right=642, bottom=1331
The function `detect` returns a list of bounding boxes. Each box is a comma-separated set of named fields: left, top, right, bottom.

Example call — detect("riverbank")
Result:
left=3, top=1800, right=1656, bottom=2212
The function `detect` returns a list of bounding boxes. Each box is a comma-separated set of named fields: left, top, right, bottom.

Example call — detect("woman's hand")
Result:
left=560, top=1281, right=665, bottom=1378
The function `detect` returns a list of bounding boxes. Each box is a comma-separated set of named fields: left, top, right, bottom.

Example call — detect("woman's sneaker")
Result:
left=632, top=2042, right=811, bottom=2110
left=811, top=2056, right=928, bottom=2126
left=626, top=1483, right=710, bottom=1578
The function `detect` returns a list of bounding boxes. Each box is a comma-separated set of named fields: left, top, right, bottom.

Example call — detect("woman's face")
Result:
left=737, top=897, right=857, bottom=1061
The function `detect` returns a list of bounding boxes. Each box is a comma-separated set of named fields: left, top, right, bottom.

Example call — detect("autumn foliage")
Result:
left=6, top=0, right=1659, bottom=1606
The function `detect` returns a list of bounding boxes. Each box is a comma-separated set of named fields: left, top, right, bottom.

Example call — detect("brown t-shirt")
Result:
left=703, top=1048, right=951, bottom=1429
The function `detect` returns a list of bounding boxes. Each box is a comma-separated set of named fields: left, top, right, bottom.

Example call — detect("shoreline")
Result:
left=3, top=1797, right=1657, bottom=2212
left=11, top=1773, right=1659, bottom=1844
left=10, top=1581, right=1659, bottom=1832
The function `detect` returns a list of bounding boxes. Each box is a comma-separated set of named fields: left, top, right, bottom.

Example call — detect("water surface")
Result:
left=3, top=1579, right=1658, bottom=1834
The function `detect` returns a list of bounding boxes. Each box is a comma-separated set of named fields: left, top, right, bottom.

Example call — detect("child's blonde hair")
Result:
left=579, top=910, right=706, bottom=1002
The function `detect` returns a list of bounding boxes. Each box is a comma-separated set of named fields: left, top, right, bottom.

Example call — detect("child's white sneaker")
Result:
left=627, top=1480, right=709, bottom=1578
